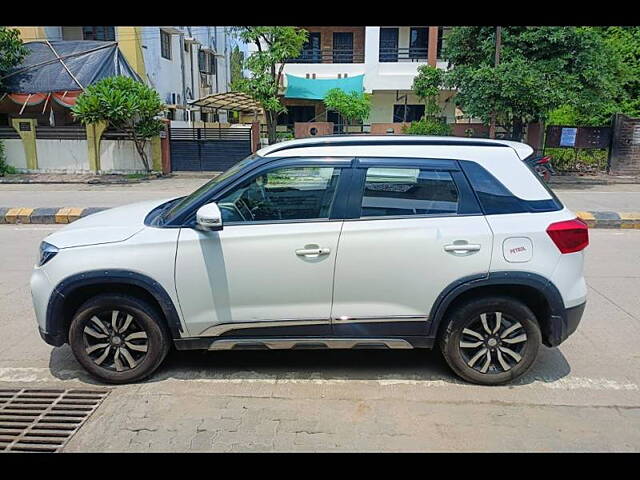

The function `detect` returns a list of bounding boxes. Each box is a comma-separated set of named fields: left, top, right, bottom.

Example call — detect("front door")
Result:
left=331, top=159, right=493, bottom=336
left=175, top=160, right=349, bottom=338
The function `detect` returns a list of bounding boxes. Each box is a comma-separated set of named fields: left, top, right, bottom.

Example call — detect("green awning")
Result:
left=284, top=74, right=364, bottom=100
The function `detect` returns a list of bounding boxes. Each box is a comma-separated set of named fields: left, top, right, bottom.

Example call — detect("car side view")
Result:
left=30, top=136, right=588, bottom=385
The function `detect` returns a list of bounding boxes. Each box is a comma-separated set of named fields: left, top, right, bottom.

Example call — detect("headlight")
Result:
left=38, top=241, right=59, bottom=266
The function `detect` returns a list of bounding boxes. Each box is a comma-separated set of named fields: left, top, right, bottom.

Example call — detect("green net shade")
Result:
left=284, top=74, right=365, bottom=100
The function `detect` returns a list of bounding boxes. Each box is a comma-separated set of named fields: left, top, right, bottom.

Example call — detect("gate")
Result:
left=169, top=127, right=252, bottom=171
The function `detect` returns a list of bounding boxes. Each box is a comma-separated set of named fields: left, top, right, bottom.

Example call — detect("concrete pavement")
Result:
left=0, top=225, right=639, bottom=451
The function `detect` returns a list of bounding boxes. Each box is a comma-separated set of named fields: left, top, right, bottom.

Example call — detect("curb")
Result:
left=1, top=207, right=639, bottom=229
left=576, top=211, right=640, bottom=229
left=0, top=207, right=109, bottom=224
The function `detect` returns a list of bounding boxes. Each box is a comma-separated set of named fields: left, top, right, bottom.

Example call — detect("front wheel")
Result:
left=439, top=296, right=541, bottom=385
left=69, top=294, right=170, bottom=384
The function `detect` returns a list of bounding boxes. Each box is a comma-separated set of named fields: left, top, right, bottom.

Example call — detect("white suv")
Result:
left=31, top=136, right=588, bottom=385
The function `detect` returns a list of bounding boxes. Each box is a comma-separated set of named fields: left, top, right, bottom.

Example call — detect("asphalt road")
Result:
left=1, top=178, right=640, bottom=212
left=0, top=225, right=639, bottom=451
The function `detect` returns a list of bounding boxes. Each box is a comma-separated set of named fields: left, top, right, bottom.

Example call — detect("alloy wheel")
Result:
left=82, top=309, right=149, bottom=372
left=458, top=311, right=528, bottom=374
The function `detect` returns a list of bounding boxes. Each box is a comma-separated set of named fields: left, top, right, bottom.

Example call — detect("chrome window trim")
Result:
left=333, top=315, right=428, bottom=324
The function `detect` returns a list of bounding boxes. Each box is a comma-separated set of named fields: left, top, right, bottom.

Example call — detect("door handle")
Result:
left=296, top=247, right=331, bottom=257
left=444, top=243, right=481, bottom=254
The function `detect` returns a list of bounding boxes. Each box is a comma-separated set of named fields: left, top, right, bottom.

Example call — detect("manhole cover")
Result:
left=0, top=388, right=109, bottom=453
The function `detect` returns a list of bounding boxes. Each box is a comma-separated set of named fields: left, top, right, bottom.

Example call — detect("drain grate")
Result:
left=0, top=388, right=109, bottom=453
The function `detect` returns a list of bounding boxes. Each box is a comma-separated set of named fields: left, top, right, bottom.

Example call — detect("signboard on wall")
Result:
left=560, top=127, right=577, bottom=147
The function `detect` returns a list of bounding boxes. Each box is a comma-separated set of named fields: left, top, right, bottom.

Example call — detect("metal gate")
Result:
left=170, top=127, right=252, bottom=171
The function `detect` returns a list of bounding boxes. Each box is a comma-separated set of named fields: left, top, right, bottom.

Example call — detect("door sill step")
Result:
left=208, top=337, right=414, bottom=351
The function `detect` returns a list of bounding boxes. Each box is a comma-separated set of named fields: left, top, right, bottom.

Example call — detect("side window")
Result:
left=216, top=166, right=342, bottom=223
left=360, top=168, right=459, bottom=217
left=459, top=161, right=562, bottom=214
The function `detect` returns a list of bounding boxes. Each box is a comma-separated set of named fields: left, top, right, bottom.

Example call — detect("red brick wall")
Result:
left=294, top=122, right=334, bottom=138
left=610, top=114, right=640, bottom=175
left=451, top=123, right=490, bottom=138
left=298, top=27, right=366, bottom=62
left=370, top=123, right=410, bottom=135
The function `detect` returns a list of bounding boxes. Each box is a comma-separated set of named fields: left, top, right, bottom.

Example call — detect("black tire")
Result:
left=69, top=294, right=170, bottom=384
left=439, top=296, right=541, bottom=385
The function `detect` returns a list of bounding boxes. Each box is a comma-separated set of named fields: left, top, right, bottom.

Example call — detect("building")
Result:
left=246, top=26, right=456, bottom=133
left=12, top=26, right=238, bottom=123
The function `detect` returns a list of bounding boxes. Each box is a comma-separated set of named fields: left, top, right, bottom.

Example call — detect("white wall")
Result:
left=36, top=139, right=89, bottom=171
left=141, top=26, right=235, bottom=123
left=3, top=139, right=27, bottom=170
left=368, top=90, right=457, bottom=124
left=4, top=138, right=151, bottom=173
left=99, top=140, right=151, bottom=173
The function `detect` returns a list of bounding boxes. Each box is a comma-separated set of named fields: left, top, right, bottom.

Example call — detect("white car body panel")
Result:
left=483, top=207, right=586, bottom=307
left=331, top=216, right=494, bottom=319
left=43, top=198, right=175, bottom=249
left=32, top=226, right=182, bottom=333
left=174, top=222, right=343, bottom=336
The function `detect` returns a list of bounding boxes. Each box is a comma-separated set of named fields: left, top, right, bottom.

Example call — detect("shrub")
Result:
left=403, top=118, right=452, bottom=136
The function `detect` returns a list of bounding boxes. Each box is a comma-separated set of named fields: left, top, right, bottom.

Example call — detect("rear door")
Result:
left=331, top=157, right=493, bottom=337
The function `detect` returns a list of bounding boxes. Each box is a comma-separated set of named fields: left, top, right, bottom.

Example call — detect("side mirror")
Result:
left=196, top=203, right=223, bottom=231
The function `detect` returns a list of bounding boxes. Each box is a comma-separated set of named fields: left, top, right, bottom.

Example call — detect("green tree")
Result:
left=229, top=45, right=245, bottom=87
left=323, top=88, right=371, bottom=126
left=412, top=65, right=445, bottom=118
left=442, top=27, right=620, bottom=140
left=0, top=27, right=28, bottom=93
left=548, top=27, right=640, bottom=126
left=232, top=27, right=308, bottom=144
left=72, top=76, right=165, bottom=172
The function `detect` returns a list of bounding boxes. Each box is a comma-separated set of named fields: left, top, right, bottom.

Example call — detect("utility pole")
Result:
left=488, top=26, right=501, bottom=139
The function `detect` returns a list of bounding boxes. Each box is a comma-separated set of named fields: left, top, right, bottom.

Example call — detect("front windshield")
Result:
left=160, top=154, right=261, bottom=224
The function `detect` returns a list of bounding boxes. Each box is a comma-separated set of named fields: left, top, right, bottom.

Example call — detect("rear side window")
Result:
left=459, top=161, right=562, bottom=215
left=361, top=168, right=459, bottom=217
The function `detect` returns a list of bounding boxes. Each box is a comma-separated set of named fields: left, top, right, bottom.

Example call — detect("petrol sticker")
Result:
left=503, top=237, right=533, bottom=263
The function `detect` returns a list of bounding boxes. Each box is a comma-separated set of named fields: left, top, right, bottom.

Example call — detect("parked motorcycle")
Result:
left=525, top=154, right=556, bottom=182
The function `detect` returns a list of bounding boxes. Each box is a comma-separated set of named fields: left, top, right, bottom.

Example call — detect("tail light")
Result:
left=537, top=156, right=551, bottom=164
left=546, top=218, right=589, bottom=254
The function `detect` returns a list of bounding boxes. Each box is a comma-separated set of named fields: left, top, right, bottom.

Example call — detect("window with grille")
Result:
left=160, top=29, right=172, bottom=60
left=82, top=26, right=115, bottom=41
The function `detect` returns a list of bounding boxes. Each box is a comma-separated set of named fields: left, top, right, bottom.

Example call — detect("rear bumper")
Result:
left=543, top=301, right=586, bottom=347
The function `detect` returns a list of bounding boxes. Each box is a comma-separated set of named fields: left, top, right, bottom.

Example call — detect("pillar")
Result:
left=11, top=118, right=38, bottom=170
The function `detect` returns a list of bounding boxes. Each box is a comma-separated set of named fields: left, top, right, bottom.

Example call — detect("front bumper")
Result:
left=543, top=301, right=586, bottom=347
left=39, top=326, right=66, bottom=347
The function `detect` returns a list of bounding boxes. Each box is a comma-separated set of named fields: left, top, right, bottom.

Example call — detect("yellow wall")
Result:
left=11, top=27, right=47, bottom=42
left=116, top=27, right=146, bottom=79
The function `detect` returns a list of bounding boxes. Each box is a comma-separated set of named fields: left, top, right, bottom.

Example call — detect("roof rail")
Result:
left=258, top=135, right=530, bottom=158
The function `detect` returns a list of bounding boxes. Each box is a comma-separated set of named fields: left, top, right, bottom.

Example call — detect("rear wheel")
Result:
left=69, top=294, right=170, bottom=384
left=439, top=296, right=541, bottom=385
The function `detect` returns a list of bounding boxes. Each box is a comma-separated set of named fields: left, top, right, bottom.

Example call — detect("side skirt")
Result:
left=174, top=336, right=434, bottom=351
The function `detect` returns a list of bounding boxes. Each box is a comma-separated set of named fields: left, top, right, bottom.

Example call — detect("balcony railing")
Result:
left=379, top=47, right=428, bottom=63
left=288, top=48, right=365, bottom=64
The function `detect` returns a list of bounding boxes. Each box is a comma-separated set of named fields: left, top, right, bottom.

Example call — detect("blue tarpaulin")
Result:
left=284, top=74, right=364, bottom=100
left=1, top=41, right=142, bottom=94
